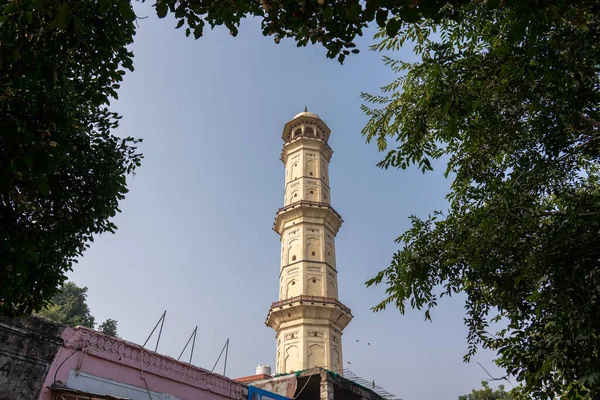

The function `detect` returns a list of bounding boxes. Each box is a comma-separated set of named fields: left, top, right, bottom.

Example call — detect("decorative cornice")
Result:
left=62, top=327, right=245, bottom=399
left=265, top=295, right=353, bottom=332
left=273, top=201, right=343, bottom=235
left=280, top=137, right=333, bottom=165
left=285, top=175, right=330, bottom=191
left=279, top=261, right=337, bottom=277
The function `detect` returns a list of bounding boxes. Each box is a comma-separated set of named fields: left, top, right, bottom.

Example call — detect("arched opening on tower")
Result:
left=306, top=187, right=318, bottom=201
left=288, top=239, right=299, bottom=264
left=308, top=344, right=325, bottom=369
left=291, top=162, right=300, bottom=180
left=326, top=242, right=334, bottom=264
left=288, top=190, right=299, bottom=204
left=285, top=345, right=300, bottom=373
left=332, top=347, right=341, bottom=373
left=287, top=279, right=300, bottom=298
left=307, top=276, right=322, bottom=296
left=306, top=159, right=316, bottom=178
left=320, top=163, right=328, bottom=184
left=307, top=238, right=321, bottom=261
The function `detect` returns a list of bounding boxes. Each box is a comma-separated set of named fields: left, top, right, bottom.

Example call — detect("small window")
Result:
left=309, top=172, right=313, bottom=176
left=292, top=255, right=296, bottom=261
left=328, top=252, right=331, bottom=256
left=324, top=196, right=327, bottom=199
left=312, top=279, right=317, bottom=283
left=310, top=190, right=314, bottom=194
left=312, top=251, right=316, bottom=256
left=294, top=193, right=298, bottom=197
left=291, top=281, right=295, bottom=285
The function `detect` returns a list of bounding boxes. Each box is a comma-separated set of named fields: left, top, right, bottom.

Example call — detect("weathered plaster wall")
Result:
left=0, top=316, right=65, bottom=400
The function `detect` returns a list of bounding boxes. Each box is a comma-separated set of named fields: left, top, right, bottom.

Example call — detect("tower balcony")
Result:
left=273, top=200, right=343, bottom=235
left=265, top=295, right=353, bottom=332
left=282, top=111, right=331, bottom=144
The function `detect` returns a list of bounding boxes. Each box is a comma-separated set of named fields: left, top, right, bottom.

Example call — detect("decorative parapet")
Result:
left=265, top=295, right=353, bottom=332
left=61, top=327, right=245, bottom=399
left=274, top=201, right=343, bottom=222
left=272, top=201, right=344, bottom=235
left=268, top=295, right=352, bottom=316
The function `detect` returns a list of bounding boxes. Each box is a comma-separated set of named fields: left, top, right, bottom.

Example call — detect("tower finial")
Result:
left=304, top=105, right=307, bottom=112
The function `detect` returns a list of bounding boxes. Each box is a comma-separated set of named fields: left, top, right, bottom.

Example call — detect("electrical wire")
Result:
left=53, top=347, right=81, bottom=385
left=293, top=374, right=313, bottom=399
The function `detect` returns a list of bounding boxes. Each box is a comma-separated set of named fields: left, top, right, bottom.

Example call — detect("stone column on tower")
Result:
left=266, top=110, right=353, bottom=375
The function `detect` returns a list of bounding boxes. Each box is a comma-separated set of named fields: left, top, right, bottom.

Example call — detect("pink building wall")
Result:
left=40, top=326, right=246, bottom=400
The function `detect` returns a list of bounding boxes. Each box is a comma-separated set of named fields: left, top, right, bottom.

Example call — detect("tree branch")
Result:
left=477, top=362, right=515, bottom=388
left=581, top=115, right=600, bottom=129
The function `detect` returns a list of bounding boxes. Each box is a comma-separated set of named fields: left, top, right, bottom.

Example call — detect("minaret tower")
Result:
left=266, top=110, right=353, bottom=375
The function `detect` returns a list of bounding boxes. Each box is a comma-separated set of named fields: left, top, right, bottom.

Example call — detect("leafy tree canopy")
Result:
left=11, top=0, right=588, bottom=63
left=362, top=0, right=600, bottom=398
left=459, top=381, right=515, bottom=400
left=37, top=281, right=118, bottom=337
left=37, top=282, right=95, bottom=328
left=98, top=318, right=119, bottom=337
left=1, top=0, right=141, bottom=316
left=152, top=0, right=595, bottom=62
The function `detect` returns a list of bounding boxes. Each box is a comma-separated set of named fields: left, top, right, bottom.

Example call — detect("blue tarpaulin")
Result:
left=248, top=385, right=290, bottom=400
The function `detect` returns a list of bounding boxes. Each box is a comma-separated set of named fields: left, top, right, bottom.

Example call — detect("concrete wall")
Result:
left=0, top=316, right=65, bottom=400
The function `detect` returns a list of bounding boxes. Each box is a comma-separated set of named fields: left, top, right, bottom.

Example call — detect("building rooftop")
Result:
left=249, top=367, right=402, bottom=400
left=234, top=373, right=272, bottom=384
left=293, top=111, right=321, bottom=120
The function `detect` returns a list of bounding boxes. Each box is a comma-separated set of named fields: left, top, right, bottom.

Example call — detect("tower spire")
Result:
left=266, top=110, right=352, bottom=375
left=304, top=105, right=307, bottom=112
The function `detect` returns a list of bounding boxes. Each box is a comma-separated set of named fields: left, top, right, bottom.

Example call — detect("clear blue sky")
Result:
left=68, top=3, right=507, bottom=399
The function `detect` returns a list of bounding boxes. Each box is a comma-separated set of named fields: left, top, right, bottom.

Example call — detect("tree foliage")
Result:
left=37, top=282, right=95, bottom=328
left=0, top=0, right=141, bottom=316
left=1, top=0, right=591, bottom=321
left=362, top=1, right=600, bottom=398
left=98, top=318, right=119, bottom=337
left=37, top=281, right=119, bottom=337
left=459, top=381, right=515, bottom=400
left=152, top=0, right=592, bottom=63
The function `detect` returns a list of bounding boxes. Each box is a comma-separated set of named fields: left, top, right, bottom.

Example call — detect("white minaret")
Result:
left=266, top=109, right=353, bottom=375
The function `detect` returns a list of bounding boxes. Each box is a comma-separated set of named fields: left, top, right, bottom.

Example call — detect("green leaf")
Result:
left=193, top=22, right=204, bottom=39
left=385, top=18, right=401, bottom=37
left=323, top=5, right=333, bottom=21
left=487, top=0, right=501, bottom=9
left=53, top=4, right=72, bottom=29
left=156, top=0, right=168, bottom=18
left=399, top=6, right=420, bottom=23
left=37, top=181, right=49, bottom=196
left=364, top=0, right=378, bottom=21
left=376, top=9, right=388, bottom=27
left=346, top=3, right=361, bottom=21
left=119, top=0, right=136, bottom=22
left=542, top=359, right=552, bottom=373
